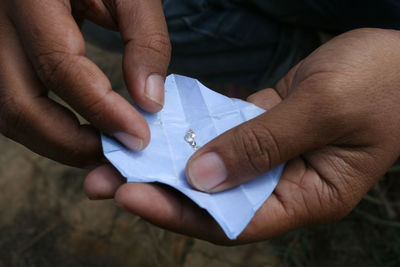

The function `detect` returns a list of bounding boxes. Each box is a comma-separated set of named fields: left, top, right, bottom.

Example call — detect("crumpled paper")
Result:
left=102, top=74, right=284, bottom=239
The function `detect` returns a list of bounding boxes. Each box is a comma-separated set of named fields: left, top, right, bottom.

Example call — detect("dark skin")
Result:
left=1, top=0, right=399, bottom=245
left=0, top=0, right=170, bottom=167
left=86, top=28, right=400, bottom=245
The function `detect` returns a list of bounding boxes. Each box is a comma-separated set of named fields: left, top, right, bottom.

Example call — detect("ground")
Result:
left=0, top=42, right=399, bottom=267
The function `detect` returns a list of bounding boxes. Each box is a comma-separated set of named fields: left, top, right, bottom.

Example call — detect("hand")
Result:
left=0, top=0, right=171, bottom=167
left=85, top=28, right=400, bottom=244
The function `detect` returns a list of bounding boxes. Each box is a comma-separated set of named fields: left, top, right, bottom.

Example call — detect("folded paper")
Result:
left=102, top=74, right=284, bottom=239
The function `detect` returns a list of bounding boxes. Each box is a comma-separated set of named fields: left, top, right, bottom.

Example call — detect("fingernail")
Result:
left=187, top=152, right=227, bottom=192
left=114, top=132, right=143, bottom=151
left=145, top=74, right=164, bottom=106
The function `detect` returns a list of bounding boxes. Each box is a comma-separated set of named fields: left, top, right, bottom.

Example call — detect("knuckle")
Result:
left=35, top=51, right=69, bottom=89
left=33, top=42, right=85, bottom=89
left=233, top=124, right=281, bottom=174
left=136, top=32, right=171, bottom=59
left=0, top=93, right=24, bottom=138
left=83, top=89, right=113, bottom=123
left=35, top=51, right=83, bottom=95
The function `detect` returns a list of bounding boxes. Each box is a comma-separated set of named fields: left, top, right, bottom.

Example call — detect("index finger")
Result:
left=9, top=0, right=149, bottom=150
left=115, top=0, right=171, bottom=113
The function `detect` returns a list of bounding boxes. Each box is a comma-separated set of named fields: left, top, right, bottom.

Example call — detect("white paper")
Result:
left=102, top=74, right=284, bottom=239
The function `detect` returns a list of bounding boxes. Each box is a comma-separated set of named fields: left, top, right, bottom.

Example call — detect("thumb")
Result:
left=116, top=0, right=171, bottom=113
left=185, top=91, right=337, bottom=193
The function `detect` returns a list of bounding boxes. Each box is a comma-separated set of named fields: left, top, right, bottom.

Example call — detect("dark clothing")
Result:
left=83, top=0, right=400, bottom=89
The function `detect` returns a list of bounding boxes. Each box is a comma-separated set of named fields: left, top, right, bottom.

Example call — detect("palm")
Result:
left=109, top=150, right=359, bottom=245
left=86, top=28, right=400, bottom=245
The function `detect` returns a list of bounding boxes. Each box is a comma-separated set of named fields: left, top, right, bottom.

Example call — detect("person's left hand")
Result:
left=84, top=28, right=400, bottom=245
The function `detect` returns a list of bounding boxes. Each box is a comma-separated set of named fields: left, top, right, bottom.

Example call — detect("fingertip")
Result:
left=84, top=165, right=125, bottom=200
left=114, top=132, right=145, bottom=151
left=113, top=183, right=135, bottom=208
left=114, top=183, right=168, bottom=211
left=113, top=111, right=151, bottom=151
left=114, top=183, right=229, bottom=243
left=114, top=183, right=176, bottom=224
left=186, top=152, right=228, bottom=193
left=126, top=73, right=165, bottom=113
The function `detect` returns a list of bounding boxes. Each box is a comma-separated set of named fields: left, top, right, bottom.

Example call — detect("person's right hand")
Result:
left=84, top=28, right=400, bottom=245
left=0, top=0, right=171, bottom=167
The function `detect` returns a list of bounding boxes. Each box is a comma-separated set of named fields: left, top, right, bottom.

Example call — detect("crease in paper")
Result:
left=102, top=74, right=284, bottom=239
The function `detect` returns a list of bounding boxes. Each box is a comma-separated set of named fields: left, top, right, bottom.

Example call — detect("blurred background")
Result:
left=1, top=30, right=400, bottom=267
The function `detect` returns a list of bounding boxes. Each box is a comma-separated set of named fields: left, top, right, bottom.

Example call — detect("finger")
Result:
left=0, top=13, right=102, bottom=167
left=275, top=61, right=303, bottom=98
left=247, top=88, right=283, bottom=110
left=185, top=88, right=341, bottom=193
left=71, top=0, right=118, bottom=30
left=114, top=183, right=229, bottom=243
left=85, top=165, right=125, bottom=200
left=117, top=0, right=171, bottom=112
left=9, top=0, right=149, bottom=151
left=113, top=179, right=303, bottom=244
left=73, top=0, right=171, bottom=111
left=84, top=164, right=125, bottom=200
